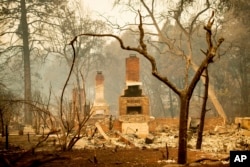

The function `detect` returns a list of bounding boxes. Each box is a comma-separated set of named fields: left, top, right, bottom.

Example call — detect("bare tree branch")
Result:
left=59, top=40, right=76, bottom=129
left=204, top=11, right=215, bottom=49
left=189, top=0, right=210, bottom=34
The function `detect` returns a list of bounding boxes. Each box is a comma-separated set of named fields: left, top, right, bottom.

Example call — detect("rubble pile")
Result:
left=188, top=125, right=250, bottom=153
left=75, top=122, right=250, bottom=155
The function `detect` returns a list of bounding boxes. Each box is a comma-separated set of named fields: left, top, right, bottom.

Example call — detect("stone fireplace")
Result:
left=119, top=54, right=150, bottom=137
left=92, top=71, right=109, bottom=117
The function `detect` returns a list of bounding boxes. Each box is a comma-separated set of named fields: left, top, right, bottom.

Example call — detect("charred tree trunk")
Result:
left=178, top=93, right=191, bottom=164
left=192, top=64, right=227, bottom=123
left=21, top=0, right=32, bottom=125
left=196, top=68, right=209, bottom=149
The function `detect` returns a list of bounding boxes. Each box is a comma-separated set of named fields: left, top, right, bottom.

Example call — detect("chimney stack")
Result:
left=126, top=54, right=139, bottom=83
left=95, top=71, right=104, bottom=103
left=96, top=71, right=104, bottom=86
left=92, top=71, right=110, bottom=116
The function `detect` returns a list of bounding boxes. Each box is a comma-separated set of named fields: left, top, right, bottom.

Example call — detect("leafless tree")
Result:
left=55, top=38, right=94, bottom=151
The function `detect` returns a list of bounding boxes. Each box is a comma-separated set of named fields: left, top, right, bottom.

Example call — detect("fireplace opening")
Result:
left=127, top=106, right=142, bottom=115
left=124, top=85, right=142, bottom=97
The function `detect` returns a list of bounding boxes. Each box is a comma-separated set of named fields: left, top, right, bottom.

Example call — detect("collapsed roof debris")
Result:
left=75, top=118, right=250, bottom=155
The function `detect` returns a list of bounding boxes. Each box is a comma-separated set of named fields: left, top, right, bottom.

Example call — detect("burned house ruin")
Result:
left=72, top=88, right=89, bottom=116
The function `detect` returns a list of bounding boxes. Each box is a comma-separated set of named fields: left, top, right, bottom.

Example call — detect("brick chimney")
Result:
left=126, top=54, right=139, bottom=83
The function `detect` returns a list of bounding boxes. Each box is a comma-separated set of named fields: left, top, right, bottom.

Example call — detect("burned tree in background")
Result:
left=215, top=0, right=250, bottom=117
left=0, top=0, right=67, bottom=125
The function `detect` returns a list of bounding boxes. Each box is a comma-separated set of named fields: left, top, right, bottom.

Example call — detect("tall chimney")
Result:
left=93, top=71, right=109, bottom=116
left=126, top=54, right=139, bottom=83
left=95, top=71, right=104, bottom=103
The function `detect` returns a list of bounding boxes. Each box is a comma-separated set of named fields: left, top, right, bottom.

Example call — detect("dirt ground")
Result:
left=0, top=137, right=230, bottom=167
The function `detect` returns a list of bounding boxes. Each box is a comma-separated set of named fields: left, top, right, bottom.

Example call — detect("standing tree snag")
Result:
left=70, top=11, right=224, bottom=164
left=196, top=68, right=209, bottom=149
